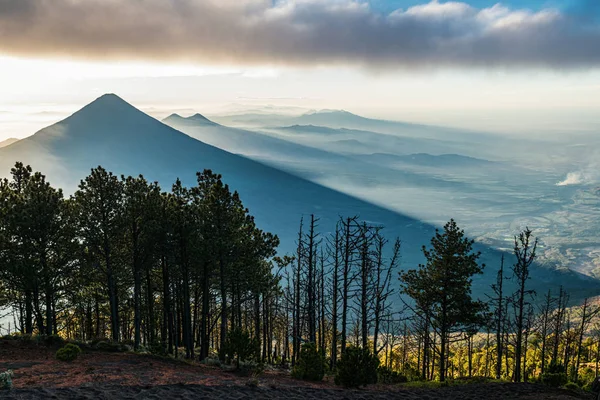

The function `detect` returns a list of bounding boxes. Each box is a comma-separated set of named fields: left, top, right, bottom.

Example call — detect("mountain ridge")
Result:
left=164, top=112, right=219, bottom=126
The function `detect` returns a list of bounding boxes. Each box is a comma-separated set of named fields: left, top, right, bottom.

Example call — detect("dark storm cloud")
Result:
left=0, top=0, right=599, bottom=68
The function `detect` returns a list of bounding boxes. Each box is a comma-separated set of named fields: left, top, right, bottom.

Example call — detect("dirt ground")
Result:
left=0, top=339, right=595, bottom=399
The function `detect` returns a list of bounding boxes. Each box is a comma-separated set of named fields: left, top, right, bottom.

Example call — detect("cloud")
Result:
left=0, top=0, right=599, bottom=68
left=557, top=159, right=600, bottom=186
left=557, top=172, right=587, bottom=186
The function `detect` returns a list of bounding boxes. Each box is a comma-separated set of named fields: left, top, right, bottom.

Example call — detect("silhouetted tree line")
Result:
left=0, top=162, right=278, bottom=361
left=1, top=162, right=599, bottom=386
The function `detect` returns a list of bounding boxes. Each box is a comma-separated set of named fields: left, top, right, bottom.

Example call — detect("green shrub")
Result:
left=377, top=366, right=408, bottom=384
left=56, top=343, right=82, bottom=362
left=90, top=338, right=108, bottom=347
left=2, top=335, right=15, bottom=341
left=95, top=341, right=127, bottom=352
left=563, top=382, right=579, bottom=390
left=223, top=328, right=259, bottom=369
left=39, top=334, right=65, bottom=347
left=541, top=372, right=568, bottom=388
left=0, top=370, right=13, bottom=390
left=68, top=340, right=89, bottom=350
left=201, top=358, right=222, bottom=367
left=291, top=343, right=325, bottom=382
left=238, top=360, right=264, bottom=377
left=541, top=360, right=567, bottom=388
left=14, top=333, right=32, bottom=342
left=402, top=363, right=422, bottom=382
left=148, top=341, right=166, bottom=356
left=547, top=360, right=566, bottom=373
left=335, top=346, right=379, bottom=388
left=578, top=367, right=595, bottom=390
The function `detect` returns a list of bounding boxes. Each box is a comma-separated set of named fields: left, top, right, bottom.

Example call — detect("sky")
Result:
left=0, top=0, right=599, bottom=139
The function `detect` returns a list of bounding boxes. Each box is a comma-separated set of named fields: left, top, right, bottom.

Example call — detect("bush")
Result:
left=238, top=360, right=264, bottom=377
left=402, top=363, right=422, bottom=382
left=377, top=366, right=408, bottom=384
left=578, top=367, right=595, bottom=390
left=68, top=340, right=90, bottom=350
left=563, top=382, right=579, bottom=390
left=541, top=372, right=568, bottom=388
left=547, top=360, right=566, bottom=373
left=0, top=370, right=13, bottom=390
left=223, top=328, right=260, bottom=369
left=335, top=346, right=379, bottom=388
left=95, top=341, right=127, bottom=352
left=14, top=333, right=32, bottom=342
left=291, top=343, right=326, bottom=382
left=201, top=357, right=222, bottom=367
left=148, top=341, right=166, bottom=356
left=56, top=343, right=82, bottom=362
left=90, top=338, right=109, bottom=347
left=541, top=361, right=567, bottom=388
left=38, top=334, right=65, bottom=347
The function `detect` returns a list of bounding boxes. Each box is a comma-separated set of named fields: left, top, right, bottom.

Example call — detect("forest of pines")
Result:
left=1, top=162, right=600, bottom=388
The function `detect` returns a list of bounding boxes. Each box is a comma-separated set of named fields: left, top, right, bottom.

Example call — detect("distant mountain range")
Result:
left=270, top=124, right=472, bottom=156
left=212, top=109, right=499, bottom=144
left=162, top=113, right=471, bottom=192
left=211, top=109, right=415, bottom=131
left=212, top=111, right=560, bottom=167
left=0, top=94, right=596, bottom=301
left=164, top=113, right=219, bottom=127
left=356, top=153, right=496, bottom=168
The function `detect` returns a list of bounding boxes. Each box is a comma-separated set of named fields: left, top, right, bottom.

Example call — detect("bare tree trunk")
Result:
left=307, top=214, right=317, bottom=344
left=293, top=218, right=303, bottom=365
left=360, top=223, right=369, bottom=350
left=512, top=228, right=537, bottom=382
left=330, top=226, right=340, bottom=369
left=494, top=255, right=504, bottom=379
left=341, top=217, right=354, bottom=355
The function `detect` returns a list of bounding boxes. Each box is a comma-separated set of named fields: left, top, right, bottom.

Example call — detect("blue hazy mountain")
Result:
left=163, top=113, right=343, bottom=163
left=0, top=94, right=596, bottom=300
left=357, top=153, right=496, bottom=168
left=164, top=113, right=219, bottom=127
left=212, top=109, right=410, bottom=130
left=213, top=110, right=494, bottom=143
left=270, top=124, right=469, bottom=156
left=214, top=112, right=555, bottom=165
left=163, top=113, right=478, bottom=193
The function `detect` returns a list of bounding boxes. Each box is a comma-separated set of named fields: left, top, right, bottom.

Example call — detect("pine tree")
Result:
left=122, top=175, right=161, bottom=350
left=400, top=219, right=486, bottom=382
left=20, top=171, right=67, bottom=335
left=73, top=166, right=125, bottom=342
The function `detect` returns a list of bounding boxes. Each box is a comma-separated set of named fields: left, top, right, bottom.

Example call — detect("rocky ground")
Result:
left=0, top=339, right=595, bottom=399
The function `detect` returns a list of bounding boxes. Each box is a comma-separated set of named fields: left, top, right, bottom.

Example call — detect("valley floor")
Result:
left=0, top=340, right=593, bottom=400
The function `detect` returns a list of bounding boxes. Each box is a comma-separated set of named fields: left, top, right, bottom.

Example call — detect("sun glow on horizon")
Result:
left=1, top=54, right=600, bottom=141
